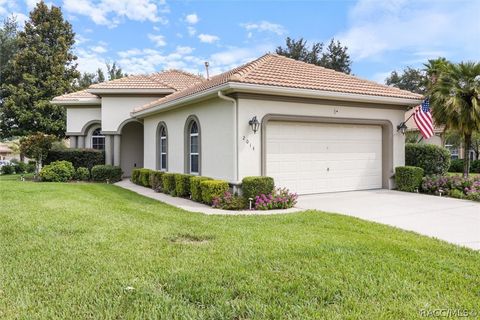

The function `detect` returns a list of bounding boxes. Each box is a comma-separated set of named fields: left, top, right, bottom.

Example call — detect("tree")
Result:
left=429, top=61, right=480, bottom=177
left=75, top=68, right=106, bottom=90
left=20, top=132, right=55, bottom=174
left=0, top=1, right=79, bottom=139
left=0, top=16, right=19, bottom=86
left=106, top=61, right=127, bottom=80
left=385, top=67, right=427, bottom=94
left=276, top=37, right=352, bottom=74
left=445, top=130, right=480, bottom=160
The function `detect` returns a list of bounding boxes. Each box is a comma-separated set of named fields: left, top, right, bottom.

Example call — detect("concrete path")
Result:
left=297, top=189, right=480, bottom=250
left=114, top=179, right=301, bottom=215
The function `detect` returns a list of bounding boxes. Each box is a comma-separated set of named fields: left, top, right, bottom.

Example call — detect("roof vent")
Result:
left=204, top=61, right=210, bottom=80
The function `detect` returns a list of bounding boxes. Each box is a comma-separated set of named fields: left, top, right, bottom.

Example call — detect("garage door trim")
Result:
left=261, top=114, right=394, bottom=189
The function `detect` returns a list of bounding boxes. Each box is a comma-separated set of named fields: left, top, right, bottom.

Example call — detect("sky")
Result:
left=1, top=0, right=479, bottom=84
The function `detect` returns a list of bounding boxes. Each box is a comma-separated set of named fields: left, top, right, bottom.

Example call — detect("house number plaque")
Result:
left=242, top=136, right=255, bottom=150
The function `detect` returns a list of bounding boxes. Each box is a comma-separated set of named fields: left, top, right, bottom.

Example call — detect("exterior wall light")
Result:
left=397, top=122, right=408, bottom=134
left=249, top=116, right=260, bottom=134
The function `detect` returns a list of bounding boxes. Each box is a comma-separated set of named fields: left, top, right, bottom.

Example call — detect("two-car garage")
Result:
left=265, top=121, right=383, bottom=195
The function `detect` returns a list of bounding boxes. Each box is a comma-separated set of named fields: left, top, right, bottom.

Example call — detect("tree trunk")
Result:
left=463, top=134, right=471, bottom=178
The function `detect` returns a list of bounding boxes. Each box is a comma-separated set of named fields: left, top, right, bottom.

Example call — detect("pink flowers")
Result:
left=254, top=187, right=298, bottom=210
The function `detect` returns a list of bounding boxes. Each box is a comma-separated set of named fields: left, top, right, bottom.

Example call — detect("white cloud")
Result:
left=148, top=34, right=166, bottom=47
left=90, top=45, right=108, bottom=53
left=187, top=26, right=196, bottom=36
left=241, top=21, right=286, bottom=35
left=175, top=46, right=194, bottom=55
left=76, top=47, right=106, bottom=74
left=62, top=0, right=168, bottom=28
left=336, top=0, right=480, bottom=61
left=198, top=33, right=219, bottom=44
left=185, top=13, right=198, bottom=24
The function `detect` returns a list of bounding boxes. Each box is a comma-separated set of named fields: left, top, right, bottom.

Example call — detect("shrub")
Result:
left=139, top=169, right=154, bottom=187
left=162, top=173, right=176, bottom=195
left=26, top=161, right=36, bottom=173
left=465, top=177, right=480, bottom=201
left=448, top=189, right=464, bottom=199
left=395, top=166, right=424, bottom=192
left=190, top=176, right=212, bottom=202
left=39, top=160, right=75, bottom=182
left=45, top=149, right=105, bottom=169
left=242, top=176, right=275, bottom=200
left=200, top=180, right=229, bottom=204
left=91, top=165, right=122, bottom=183
left=405, top=143, right=451, bottom=175
left=1, top=165, right=15, bottom=175
left=212, top=191, right=246, bottom=210
left=448, top=159, right=464, bottom=173
left=254, top=187, right=298, bottom=210
left=13, top=162, right=26, bottom=174
left=131, top=169, right=141, bottom=185
left=471, top=160, right=480, bottom=173
left=74, top=167, right=90, bottom=181
left=175, top=174, right=193, bottom=198
left=149, top=171, right=164, bottom=192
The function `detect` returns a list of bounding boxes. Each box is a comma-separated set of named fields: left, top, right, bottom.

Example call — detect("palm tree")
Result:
left=429, top=62, right=480, bottom=177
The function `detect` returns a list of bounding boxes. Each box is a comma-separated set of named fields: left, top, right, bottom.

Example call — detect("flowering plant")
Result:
left=421, top=175, right=480, bottom=201
left=212, top=191, right=246, bottom=210
left=254, top=187, right=298, bottom=210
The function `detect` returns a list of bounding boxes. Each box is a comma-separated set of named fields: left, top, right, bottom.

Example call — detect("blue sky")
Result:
left=1, top=0, right=479, bottom=83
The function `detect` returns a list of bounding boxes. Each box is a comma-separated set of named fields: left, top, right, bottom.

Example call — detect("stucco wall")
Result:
left=142, top=98, right=235, bottom=181
left=66, top=106, right=101, bottom=133
left=101, top=96, right=164, bottom=132
left=121, top=121, right=144, bottom=177
left=237, top=97, right=407, bottom=186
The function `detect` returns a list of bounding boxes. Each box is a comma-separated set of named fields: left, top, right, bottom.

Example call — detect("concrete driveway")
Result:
left=297, top=190, right=480, bottom=250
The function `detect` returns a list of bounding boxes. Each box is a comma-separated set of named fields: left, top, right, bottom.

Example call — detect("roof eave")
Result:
left=87, top=88, right=175, bottom=95
left=132, top=82, right=423, bottom=118
left=50, top=98, right=101, bottom=106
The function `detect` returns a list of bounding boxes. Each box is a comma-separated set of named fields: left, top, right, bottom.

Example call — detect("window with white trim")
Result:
left=159, top=125, right=167, bottom=170
left=91, top=128, right=105, bottom=150
left=189, top=120, right=199, bottom=174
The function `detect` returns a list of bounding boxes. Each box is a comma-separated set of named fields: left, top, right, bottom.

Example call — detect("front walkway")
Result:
left=297, top=189, right=480, bottom=250
left=114, top=179, right=301, bottom=215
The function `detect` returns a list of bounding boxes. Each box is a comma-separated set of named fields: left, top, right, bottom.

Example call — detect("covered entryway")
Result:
left=109, top=120, right=144, bottom=177
left=266, top=121, right=382, bottom=194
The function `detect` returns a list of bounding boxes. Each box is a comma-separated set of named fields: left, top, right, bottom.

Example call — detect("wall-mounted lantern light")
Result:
left=249, top=116, right=260, bottom=134
left=397, top=122, right=408, bottom=134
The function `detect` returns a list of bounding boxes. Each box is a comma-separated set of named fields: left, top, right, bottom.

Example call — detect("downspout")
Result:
left=217, top=91, right=240, bottom=188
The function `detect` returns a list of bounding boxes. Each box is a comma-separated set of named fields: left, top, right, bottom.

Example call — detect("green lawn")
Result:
left=1, top=176, right=479, bottom=319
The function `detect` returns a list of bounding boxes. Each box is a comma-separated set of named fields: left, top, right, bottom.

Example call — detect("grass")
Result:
left=447, top=172, right=480, bottom=177
left=1, top=176, right=479, bottom=319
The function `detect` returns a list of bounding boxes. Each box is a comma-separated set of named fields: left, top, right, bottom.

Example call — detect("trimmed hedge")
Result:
left=405, top=143, right=450, bottom=175
left=40, top=160, right=75, bottom=182
left=131, top=169, right=141, bottom=185
left=74, top=167, right=90, bottom=181
left=200, top=180, right=229, bottom=205
left=139, top=169, right=154, bottom=187
left=91, top=165, right=122, bottom=183
left=395, top=166, right=424, bottom=192
left=448, top=159, right=464, bottom=173
left=175, top=174, right=193, bottom=198
left=471, top=160, right=480, bottom=173
left=149, top=171, right=164, bottom=192
left=241, top=176, right=275, bottom=200
left=45, top=149, right=104, bottom=169
left=162, top=173, right=176, bottom=195
left=190, top=176, right=213, bottom=202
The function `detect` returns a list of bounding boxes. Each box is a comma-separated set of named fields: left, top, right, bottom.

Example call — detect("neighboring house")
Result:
left=0, top=143, right=14, bottom=160
left=52, top=54, right=422, bottom=194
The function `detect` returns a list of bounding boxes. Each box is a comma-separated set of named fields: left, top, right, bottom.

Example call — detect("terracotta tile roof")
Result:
left=52, top=89, right=99, bottom=101
left=134, top=54, right=423, bottom=113
left=89, top=70, right=203, bottom=90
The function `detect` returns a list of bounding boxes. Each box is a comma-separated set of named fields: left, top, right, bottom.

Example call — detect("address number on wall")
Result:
left=242, top=136, right=255, bottom=151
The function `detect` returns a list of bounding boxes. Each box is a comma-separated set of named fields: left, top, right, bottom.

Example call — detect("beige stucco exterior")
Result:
left=66, top=106, right=101, bottom=134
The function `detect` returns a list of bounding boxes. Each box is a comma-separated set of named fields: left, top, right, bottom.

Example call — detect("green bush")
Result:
left=448, top=159, right=464, bottom=173
left=241, top=176, right=275, bottom=200
left=91, top=165, right=122, bottom=183
left=212, top=191, right=246, bottom=210
left=190, top=176, right=213, bottom=202
left=45, top=149, right=104, bottom=169
left=40, top=160, right=75, bottom=182
left=149, top=171, right=164, bottom=192
left=74, top=167, right=90, bottom=181
left=1, top=164, right=15, bottom=175
left=12, top=162, right=26, bottom=174
left=175, top=174, right=193, bottom=198
left=471, top=160, right=480, bottom=173
left=26, top=161, right=36, bottom=173
left=395, top=166, right=424, bottom=192
left=405, top=143, right=451, bottom=175
left=131, top=169, right=141, bottom=185
left=162, top=173, right=176, bottom=195
left=200, top=180, right=229, bottom=204
left=139, top=169, right=154, bottom=187
left=448, top=189, right=464, bottom=199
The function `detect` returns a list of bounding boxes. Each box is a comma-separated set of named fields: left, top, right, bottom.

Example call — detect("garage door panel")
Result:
left=266, top=121, right=382, bottom=194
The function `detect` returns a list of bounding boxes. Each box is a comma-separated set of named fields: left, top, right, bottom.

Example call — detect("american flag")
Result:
left=413, top=99, right=434, bottom=139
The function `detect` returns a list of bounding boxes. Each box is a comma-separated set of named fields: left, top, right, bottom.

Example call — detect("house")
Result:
left=0, top=143, right=14, bottom=160
left=52, top=54, right=422, bottom=194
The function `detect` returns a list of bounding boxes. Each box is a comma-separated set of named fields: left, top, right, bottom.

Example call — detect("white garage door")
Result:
left=266, top=121, right=382, bottom=194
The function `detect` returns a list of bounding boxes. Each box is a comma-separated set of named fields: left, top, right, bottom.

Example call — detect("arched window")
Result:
left=159, top=124, right=167, bottom=170
left=91, top=128, right=105, bottom=150
left=187, top=119, right=200, bottom=174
